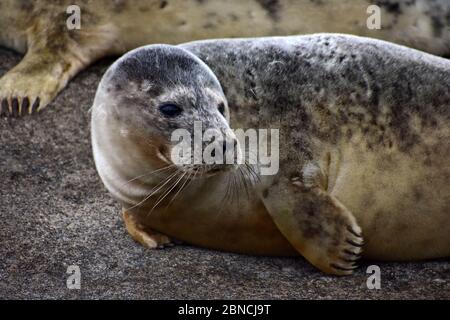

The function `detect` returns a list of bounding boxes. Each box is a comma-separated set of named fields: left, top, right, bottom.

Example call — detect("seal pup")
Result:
left=1, top=0, right=450, bottom=116
left=91, top=34, right=450, bottom=275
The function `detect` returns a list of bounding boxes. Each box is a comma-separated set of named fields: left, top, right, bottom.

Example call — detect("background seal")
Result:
left=1, top=0, right=449, bottom=116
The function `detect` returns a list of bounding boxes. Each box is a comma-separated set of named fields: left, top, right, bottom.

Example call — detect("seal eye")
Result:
left=159, top=104, right=182, bottom=117
left=218, top=102, right=225, bottom=115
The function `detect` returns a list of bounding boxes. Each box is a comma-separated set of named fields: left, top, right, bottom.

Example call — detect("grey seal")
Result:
left=91, top=34, right=450, bottom=275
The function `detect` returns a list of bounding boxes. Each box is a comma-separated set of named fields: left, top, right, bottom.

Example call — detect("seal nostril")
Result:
left=222, top=141, right=227, bottom=155
left=218, top=102, right=225, bottom=115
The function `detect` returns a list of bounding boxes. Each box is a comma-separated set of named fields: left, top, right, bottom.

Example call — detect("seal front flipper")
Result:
left=261, top=163, right=364, bottom=275
left=0, top=17, right=117, bottom=116
left=122, top=210, right=174, bottom=249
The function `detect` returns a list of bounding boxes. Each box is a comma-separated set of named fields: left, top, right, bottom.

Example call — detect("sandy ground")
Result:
left=0, top=47, right=449, bottom=299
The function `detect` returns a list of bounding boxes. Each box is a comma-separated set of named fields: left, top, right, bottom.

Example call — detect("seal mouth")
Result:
left=176, top=163, right=238, bottom=179
left=203, top=164, right=238, bottom=177
left=156, top=142, right=238, bottom=178
left=156, top=145, right=173, bottom=165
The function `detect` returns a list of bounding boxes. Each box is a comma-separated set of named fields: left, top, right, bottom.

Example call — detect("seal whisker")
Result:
left=245, top=161, right=261, bottom=183
left=121, top=164, right=176, bottom=188
left=166, top=169, right=194, bottom=209
left=129, top=169, right=180, bottom=212
left=224, top=171, right=235, bottom=206
left=244, top=162, right=259, bottom=185
left=238, top=166, right=251, bottom=200
left=227, top=172, right=235, bottom=205
left=235, top=168, right=245, bottom=201
left=244, top=150, right=259, bottom=179
left=220, top=171, right=234, bottom=208
left=181, top=167, right=199, bottom=194
left=241, top=164, right=252, bottom=184
left=226, top=172, right=236, bottom=206
left=188, top=167, right=199, bottom=185
left=241, top=165, right=253, bottom=187
left=226, top=172, right=235, bottom=203
left=232, top=171, right=240, bottom=206
left=149, top=170, right=187, bottom=215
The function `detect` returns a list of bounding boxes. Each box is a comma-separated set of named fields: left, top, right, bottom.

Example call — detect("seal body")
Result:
left=1, top=0, right=450, bottom=116
left=182, top=34, right=450, bottom=261
left=91, top=34, right=450, bottom=275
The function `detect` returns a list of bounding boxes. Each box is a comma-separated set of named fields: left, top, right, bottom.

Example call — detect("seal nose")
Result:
left=210, top=139, right=236, bottom=158
left=223, top=139, right=238, bottom=155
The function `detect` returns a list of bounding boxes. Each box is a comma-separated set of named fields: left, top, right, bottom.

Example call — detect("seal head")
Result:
left=95, top=44, right=238, bottom=176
